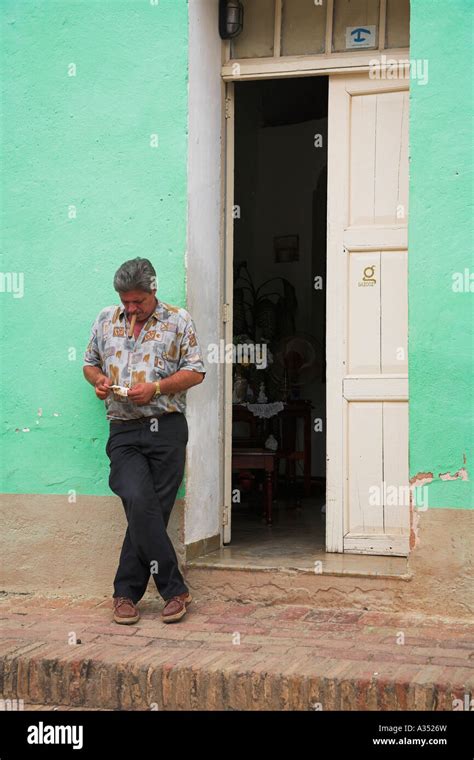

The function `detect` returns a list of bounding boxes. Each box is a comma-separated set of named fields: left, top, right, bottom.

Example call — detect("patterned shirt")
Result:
left=83, top=299, right=206, bottom=420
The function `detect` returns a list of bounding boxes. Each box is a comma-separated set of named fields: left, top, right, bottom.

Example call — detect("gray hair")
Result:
left=113, top=257, right=157, bottom=293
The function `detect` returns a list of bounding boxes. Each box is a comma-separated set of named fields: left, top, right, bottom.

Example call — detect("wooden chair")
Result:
left=232, top=408, right=276, bottom=524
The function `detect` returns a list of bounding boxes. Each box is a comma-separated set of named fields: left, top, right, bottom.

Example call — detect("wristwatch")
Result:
left=153, top=381, right=161, bottom=398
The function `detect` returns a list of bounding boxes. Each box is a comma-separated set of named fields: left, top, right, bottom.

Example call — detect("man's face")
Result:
left=119, top=290, right=157, bottom=321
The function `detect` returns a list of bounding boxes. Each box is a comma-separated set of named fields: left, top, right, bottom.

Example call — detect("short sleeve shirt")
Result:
left=83, top=299, right=206, bottom=420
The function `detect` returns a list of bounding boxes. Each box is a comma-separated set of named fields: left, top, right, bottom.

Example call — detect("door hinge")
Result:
left=222, top=505, right=230, bottom=526
left=222, top=303, right=230, bottom=323
left=225, top=97, right=232, bottom=119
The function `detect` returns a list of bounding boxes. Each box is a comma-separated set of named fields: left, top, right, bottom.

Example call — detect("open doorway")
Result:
left=228, top=76, right=328, bottom=560
left=186, top=0, right=411, bottom=565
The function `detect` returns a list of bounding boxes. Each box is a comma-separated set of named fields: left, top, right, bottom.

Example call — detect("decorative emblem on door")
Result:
left=358, top=265, right=377, bottom=287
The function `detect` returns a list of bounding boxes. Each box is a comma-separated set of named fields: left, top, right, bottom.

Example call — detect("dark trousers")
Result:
left=106, top=412, right=189, bottom=603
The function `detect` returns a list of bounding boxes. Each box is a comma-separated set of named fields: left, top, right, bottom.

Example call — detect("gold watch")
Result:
left=153, top=381, right=161, bottom=398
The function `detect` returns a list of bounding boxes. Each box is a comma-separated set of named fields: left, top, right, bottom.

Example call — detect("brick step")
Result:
left=0, top=700, right=111, bottom=711
left=1, top=594, right=473, bottom=711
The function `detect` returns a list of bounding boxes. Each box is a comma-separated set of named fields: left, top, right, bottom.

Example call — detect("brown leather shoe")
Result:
left=113, top=596, right=140, bottom=625
left=161, top=592, right=192, bottom=623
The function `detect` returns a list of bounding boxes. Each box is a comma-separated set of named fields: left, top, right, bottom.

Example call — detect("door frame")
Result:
left=221, top=54, right=411, bottom=550
left=222, top=81, right=235, bottom=544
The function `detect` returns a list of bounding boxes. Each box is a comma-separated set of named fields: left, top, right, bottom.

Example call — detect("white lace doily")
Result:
left=238, top=402, right=284, bottom=419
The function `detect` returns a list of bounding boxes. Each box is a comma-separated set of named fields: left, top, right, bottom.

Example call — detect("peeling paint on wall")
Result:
left=410, top=455, right=469, bottom=489
left=410, top=472, right=434, bottom=488
left=439, top=468, right=469, bottom=482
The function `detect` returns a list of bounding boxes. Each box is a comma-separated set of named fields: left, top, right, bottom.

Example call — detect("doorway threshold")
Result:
left=186, top=546, right=411, bottom=580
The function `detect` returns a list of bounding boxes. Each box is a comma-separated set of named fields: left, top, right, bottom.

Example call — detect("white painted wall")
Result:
left=185, top=0, right=223, bottom=545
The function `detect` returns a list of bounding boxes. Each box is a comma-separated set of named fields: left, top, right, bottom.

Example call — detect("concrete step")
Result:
left=185, top=557, right=418, bottom=614
left=0, top=593, right=472, bottom=711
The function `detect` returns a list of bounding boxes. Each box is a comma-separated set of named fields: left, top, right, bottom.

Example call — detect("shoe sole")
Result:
left=113, top=612, right=140, bottom=625
left=161, top=593, right=192, bottom=623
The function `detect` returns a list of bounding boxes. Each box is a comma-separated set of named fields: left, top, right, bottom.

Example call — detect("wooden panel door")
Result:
left=326, top=73, right=409, bottom=556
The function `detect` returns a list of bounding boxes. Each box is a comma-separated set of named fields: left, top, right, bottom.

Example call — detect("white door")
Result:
left=326, top=73, right=410, bottom=556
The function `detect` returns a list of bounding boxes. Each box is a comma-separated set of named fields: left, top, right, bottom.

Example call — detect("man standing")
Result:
left=83, top=257, right=206, bottom=624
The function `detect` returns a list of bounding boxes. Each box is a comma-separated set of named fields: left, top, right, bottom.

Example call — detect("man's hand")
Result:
left=94, top=374, right=111, bottom=400
left=127, top=382, right=156, bottom=406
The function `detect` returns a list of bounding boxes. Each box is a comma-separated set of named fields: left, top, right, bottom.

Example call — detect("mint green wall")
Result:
left=0, top=0, right=189, bottom=496
left=2, top=0, right=472, bottom=511
left=409, top=0, right=473, bottom=508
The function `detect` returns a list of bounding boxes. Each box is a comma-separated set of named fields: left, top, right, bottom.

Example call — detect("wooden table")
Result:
left=233, top=400, right=312, bottom=497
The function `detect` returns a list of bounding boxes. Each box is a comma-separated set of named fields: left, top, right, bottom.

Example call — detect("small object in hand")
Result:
left=128, top=313, right=137, bottom=338
left=111, top=385, right=129, bottom=397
